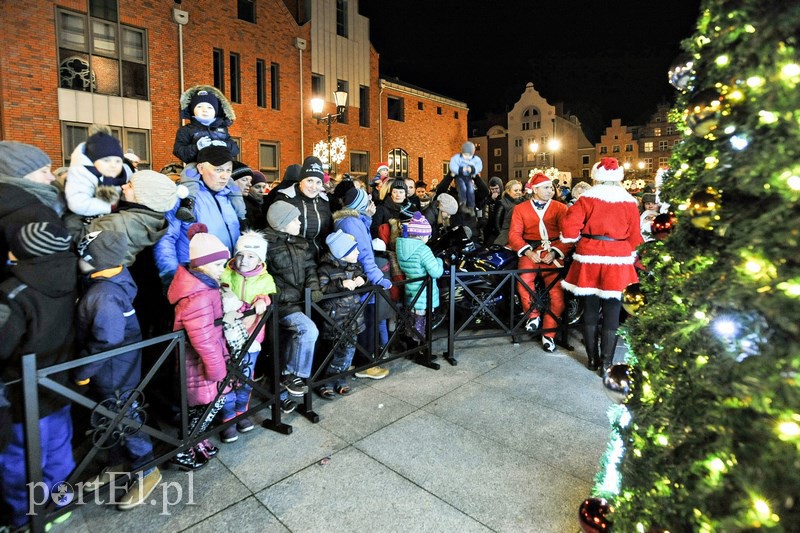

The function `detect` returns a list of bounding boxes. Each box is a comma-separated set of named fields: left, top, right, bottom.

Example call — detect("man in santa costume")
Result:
left=508, top=173, right=571, bottom=352
left=560, top=157, right=643, bottom=373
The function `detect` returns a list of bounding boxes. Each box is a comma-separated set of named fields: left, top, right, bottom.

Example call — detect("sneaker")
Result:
left=354, top=366, right=389, bottom=380
left=220, top=425, right=239, bottom=443
left=170, top=447, right=208, bottom=471
left=175, top=197, right=196, bottom=222
left=542, top=336, right=556, bottom=353
left=236, top=417, right=255, bottom=433
left=83, top=464, right=126, bottom=492
left=281, top=374, right=308, bottom=396
left=525, top=316, right=541, bottom=332
left=196, top=439, right=219, bottom=458
left=44, top=511, right=72, bottom=532
left=117, top=468, right=162, bottom=511
left=280, top=398, right=297, bottom=414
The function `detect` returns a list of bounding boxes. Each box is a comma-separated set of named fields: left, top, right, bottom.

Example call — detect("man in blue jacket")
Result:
left=155, top=146, right=240, bottom=286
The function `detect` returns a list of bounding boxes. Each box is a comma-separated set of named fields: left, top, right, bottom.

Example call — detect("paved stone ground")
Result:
left=63, top=330, right=617, bottom=532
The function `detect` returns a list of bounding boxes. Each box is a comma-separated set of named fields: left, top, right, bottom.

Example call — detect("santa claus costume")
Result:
left=508, top=173, right=571, bottom=352
left=560, top=158, right=643, bottom=372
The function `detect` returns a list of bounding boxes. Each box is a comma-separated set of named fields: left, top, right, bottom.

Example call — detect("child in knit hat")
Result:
left=263, top=201, right=320, bottom=412
left=65, top=125, right=132, bottom=218
left=172, top=85, right=244, bottom=223
left=0, top=222, right=77, bottom=528
left=217, top=231, right=276, bottom=440
left=73, top=230, right=161, bottom=509
left=395, top=212, right=444, bottom=339
left=166, top=224, right=234, bottom=470
left=448, top=141, right=484, bottom=213
left=315, top=230, right=366, bottom=398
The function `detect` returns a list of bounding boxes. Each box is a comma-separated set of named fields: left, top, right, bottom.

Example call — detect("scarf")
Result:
left=0, top=174, right=66, bottom=216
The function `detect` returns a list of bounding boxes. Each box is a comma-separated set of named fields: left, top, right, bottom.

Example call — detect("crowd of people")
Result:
left=0, top=83, right=662, bottom=529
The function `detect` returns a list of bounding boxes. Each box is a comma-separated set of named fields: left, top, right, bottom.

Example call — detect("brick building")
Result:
left=0, top=0, right=467, bottom=185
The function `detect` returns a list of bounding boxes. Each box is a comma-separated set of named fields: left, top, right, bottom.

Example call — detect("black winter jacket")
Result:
left=264, top=228, right=320, bottom=318
left=172, top=118, right=240, bottom=164
left=316, top=253, right=367, bottom=340
left=276, top=185, right=332, bottom=260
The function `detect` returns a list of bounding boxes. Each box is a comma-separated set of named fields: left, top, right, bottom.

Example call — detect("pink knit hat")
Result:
left=405, top=211, right=431, bottom=237
left=188, top=223, right=230, bottom=268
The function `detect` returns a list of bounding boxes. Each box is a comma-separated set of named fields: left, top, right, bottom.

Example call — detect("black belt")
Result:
left=581, top=234, right=625, bottom=241
left=526, top=238, right=559, bottom=248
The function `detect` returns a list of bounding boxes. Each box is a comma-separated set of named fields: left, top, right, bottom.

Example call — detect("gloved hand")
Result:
left=196, top=136, right=213, bottom=150
left=378, top=278, right=392, bottom=290
left=160, top=273, right=174, bottom=297
left=311, top=290, right=324, bottom=303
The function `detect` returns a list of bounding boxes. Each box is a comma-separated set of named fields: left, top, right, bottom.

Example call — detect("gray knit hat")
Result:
left=9, top=222, right=72, bottom=260
left=461, top=141, right=475, bottom=156
left=267, top=201, right=301, bottom=231
left=0, top=141, right=52, bottom=178
left=77, top=230, right=127, bottom=271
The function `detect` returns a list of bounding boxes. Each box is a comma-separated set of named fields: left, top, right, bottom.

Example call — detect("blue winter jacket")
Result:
left=333, top=208, right=391, bottom=289
left=74, top=267, right=143, bottom=398
left=395, top=237, right=444, bottom=311
left=155, top=179, right=240, bottom=279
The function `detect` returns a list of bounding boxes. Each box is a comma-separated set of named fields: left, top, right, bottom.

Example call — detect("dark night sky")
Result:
left=359, top=0, right=703, bottom=141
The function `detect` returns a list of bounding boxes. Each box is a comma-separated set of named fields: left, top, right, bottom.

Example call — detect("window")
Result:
left=387, top=96, right=404, bottom=121
left=213, top=48, right=224, bottom=91
left=229, top=137, right=241, bottom=161
left=659, top=140, right=669, bottom=151
left=258, top=142, right=280, bottom=182
left=494, top=148, right=502, bottom=157
left=437, top=106, right=442, bottom=115
left=256, top=59, right=266, bottom=107
left=514, top=170, right=523, bottom=179
left=493, top=163, right=502, bottom=172
left=514, top=138, right=523, bottom=148
left=665, top=125, right=674, bottom=135
left=388, top=148, right=407, bottom=176
left=625, top=144, right=633, bottom=152
left=654, top=128, right=662, bottom=136
left=514, top=154, right=523, bottom=163
left=442, top=161, right=449, bottom=180
left=673, top=139, right=681, bottom=146
left=311, top=73, right=324, bottom=98
left=229, top=53, right=241, bottom=103
left=359, top=85, right=369, bottom=127
left=582, top=155, right=590, bottom=165
left=62, top=121, right=149, bottom=166
left=237, top=0, right=255, bottom=23
left=522, top=123, right=530, bottom=131
left=418, top=157, right=424, bottom=181
left=336, top=79, right=348, bottom=123
left=417, top=102, right=423, bottom=111
left=526, top=153, right=535, bottom=162
left=659, top=157, right=669, bottom=168
left=270, top=63, right=280, bottom=110
left=56, top=7, right=148, bottom=99
left=350, top=151, right=369, bottom=180
left=522, top=107, right=541, bottom=131
left=454, top=111, right=459, bottom=119
left=336, top=0, right=348, bottom=37
left=599, top=146, right=608, bottom=154
left=643, top=142, right=653, bottom=152
left=612, top=145, right=620, bottom=153
left=644, top=158, right=653, bottom=171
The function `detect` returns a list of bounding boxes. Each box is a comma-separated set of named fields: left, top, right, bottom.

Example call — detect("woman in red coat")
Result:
left=560, top=158, right=643, bottom=372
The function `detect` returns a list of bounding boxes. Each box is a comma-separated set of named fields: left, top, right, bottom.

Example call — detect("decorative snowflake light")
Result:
left=528, top=167, right=560, bottom=181
left=313, top=136, right=347, bottom=166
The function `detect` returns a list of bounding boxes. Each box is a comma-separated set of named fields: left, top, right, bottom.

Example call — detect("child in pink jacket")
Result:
left=167, top=223, right=233, bottom=470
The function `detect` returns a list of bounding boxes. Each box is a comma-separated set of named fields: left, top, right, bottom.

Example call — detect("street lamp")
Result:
left=547, top=138, right=560, bottom=167
left=311, top=90, right=348, bottom=171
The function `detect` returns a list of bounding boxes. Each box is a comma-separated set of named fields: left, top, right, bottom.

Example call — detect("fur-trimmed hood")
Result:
left=179, top=85, right=236, bottom=125
left=332, top=207, right=362, bottom=223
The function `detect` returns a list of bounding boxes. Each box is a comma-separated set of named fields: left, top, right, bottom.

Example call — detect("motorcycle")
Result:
left=428, top=226, right=583, bottom=331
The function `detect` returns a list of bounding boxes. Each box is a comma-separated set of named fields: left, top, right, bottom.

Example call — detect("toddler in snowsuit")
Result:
left=172, top=85, right=245, bottom=222
left=448, top=141, right=483, bottom=212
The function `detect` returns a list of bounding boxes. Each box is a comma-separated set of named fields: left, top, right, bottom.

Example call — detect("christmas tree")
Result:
left=585, top=1, right=800, bottom=531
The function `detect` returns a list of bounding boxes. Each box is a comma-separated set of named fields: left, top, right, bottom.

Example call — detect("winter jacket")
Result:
left=154, top=179, right=240, bottom=279
left=85, top=202, right=168, bottom=266
left=0, top=181, right=65, bottom=282
left=422, top=200, right=466, bottom=241
left=65, top=143, right=132, bottom=217
left=173, top=85, right=238, bottom=164
left=276, top=185, right=332, bottom=260
left=370, top=199, right=415, bottom=238
left=333, top=209, right=391, bottom=289
left=395, top=237, right=444, bottom=311
left=244, top=195, right=266, bottom=230
left=316, top=253, right=367, bottom=340
left=167, top=266, right=230, bottom=406
left=220, top=261, right=276, bottom=345
left=372, top=250, right=396, bottom=320
left=493, top=193, right=525, bottom=246
left=449, top=152, right=483, bottom=178
left=263, top=228, right=320, bottom=318
left=0, top=252, right=78, bottom=422
left=74, top=267, right=143, bottom=398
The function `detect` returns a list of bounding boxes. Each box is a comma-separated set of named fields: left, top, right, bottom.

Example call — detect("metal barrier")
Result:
left=301, top=276, right=442, bottom=416
left=444, top=264, right=578, bottom=364
left=15, top=305, right=286, bottom=533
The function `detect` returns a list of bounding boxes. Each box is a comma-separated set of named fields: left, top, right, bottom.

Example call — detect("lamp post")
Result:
left=311, top=90, right=348, bottom=172
left=529, top=139, right=560, bottom=168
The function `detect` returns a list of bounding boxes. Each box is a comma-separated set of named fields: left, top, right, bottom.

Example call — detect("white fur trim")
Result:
left=581, top=184, right=637, bottom=204
left=517, top=244, right=532, bottom=257
left=560, top=234, right=580, bottom=244
left=573, top=253, right=635, bottom=265
left=560, top=280, right=622, bottom=299
left=591, top=162, right=624, bottom=182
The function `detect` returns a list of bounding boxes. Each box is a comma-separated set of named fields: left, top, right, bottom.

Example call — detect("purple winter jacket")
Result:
left=167, top=266, right=230, bottom=406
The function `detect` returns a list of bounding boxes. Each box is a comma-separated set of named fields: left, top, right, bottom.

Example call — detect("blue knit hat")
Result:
left=85, top=132, right=123, bottom=161
left=190, top=89, right=220, bottom=115
left=344, top=187, right=370, bottom=213
left=326, top=230, right=358, bottom=260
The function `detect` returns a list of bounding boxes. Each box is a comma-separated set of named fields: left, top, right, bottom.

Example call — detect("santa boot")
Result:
left=599, top=329, right=619, bottom=375
left=582, top=324, right=600, bottom=371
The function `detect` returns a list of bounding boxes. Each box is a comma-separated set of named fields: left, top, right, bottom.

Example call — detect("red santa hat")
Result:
left=591, top=157, right=624, bottom=182
left=528, top=173, right=551, bottom=188
left=376, top=162, right=389, bottom=173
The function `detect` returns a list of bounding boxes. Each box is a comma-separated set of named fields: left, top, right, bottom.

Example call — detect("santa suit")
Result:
left=560, top=184, right=643, bottom=299
left=507, top=198, right=571, bottom=335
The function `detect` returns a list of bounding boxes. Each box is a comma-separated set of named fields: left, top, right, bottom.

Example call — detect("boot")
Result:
left=170, top=446, right=208, bottom=471
left=599, top=329, right=619, bottom=375
left=582, top=324, right=600, bottom=370
left=176, top=196, right=196, bottom=222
